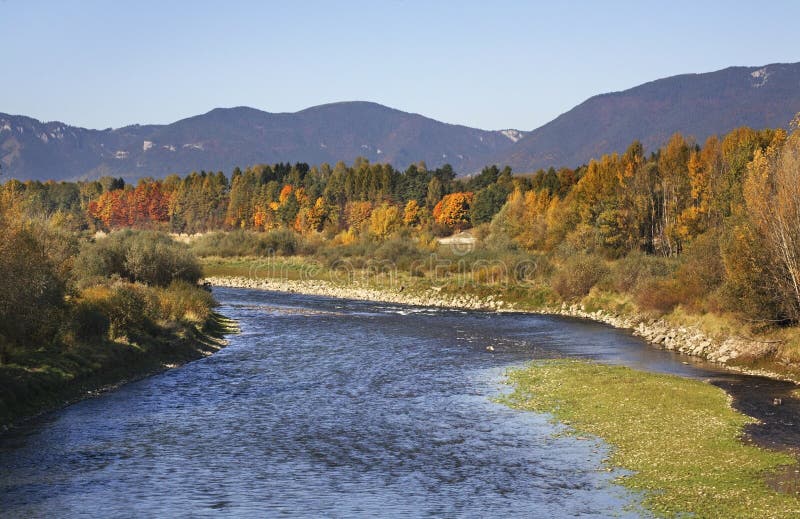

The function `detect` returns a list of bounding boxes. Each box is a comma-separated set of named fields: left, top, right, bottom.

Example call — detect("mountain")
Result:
left=0, top=102, right=524, bottom=181
left=498, top=62, right=800, bottom=172
left=4, top=62, right=800, bottom=181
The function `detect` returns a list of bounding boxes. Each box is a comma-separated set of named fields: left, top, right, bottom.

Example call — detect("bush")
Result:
left=610, top=252, right=677, bottom=293
left=71, top=300, right=110, bottom=341
left=635, top=279, right=684, bottom=314
left=104, top=283, right=153, bottom=338
left=125, top=235, right=202, bottom=287
left=551, top=254, right=609, bottom=300
left=0, top=215, right=67, bottom=360
left=263, top=229, right=299, bottom=256
left=671, top=233, right=725, bottom=312
left=374, top=237, right=427, bottom=270
left=317, top=237, right=377, bottom=268
left=624, top=234, right=724, bottom=315
left=190, top=230, right=298, bottom=257
left=156, top=281, right=217, bottom=324
left=74, top=230, right=201, bottom=287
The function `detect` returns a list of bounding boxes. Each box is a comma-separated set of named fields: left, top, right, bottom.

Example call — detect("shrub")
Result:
left=104, top=283, right=152, bottom=338
left=263, top=229, right=298, bottom=256
left=374, top=237, right=427, bottom=270
left=551, top=254, right=609, bottom=300
left=190, top=229, right=298, bottom=257
left=125, top=235, right=202, bottom=287
left=74, top=230, right=201, bottom=287
left=0, top=214, right=67, bottom=360
left=156, top=281, right=217, bottom=324
left=672, top=232, right=725, bottom=312
left=610, top=252, right=677, bottom=293
left=71, top=300, right=110, bottom=341
left=635, top=279, right=684, bottom=314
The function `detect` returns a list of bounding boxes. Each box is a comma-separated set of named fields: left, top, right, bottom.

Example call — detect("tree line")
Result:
left=4, top=119, right=800, bottom=324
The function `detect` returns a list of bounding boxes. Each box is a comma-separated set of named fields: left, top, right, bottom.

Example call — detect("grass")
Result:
left=502, top=359, right=800, bottom=518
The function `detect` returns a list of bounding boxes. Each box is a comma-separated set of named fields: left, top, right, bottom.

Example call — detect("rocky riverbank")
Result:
left=206, top=276, right=794, bottom=381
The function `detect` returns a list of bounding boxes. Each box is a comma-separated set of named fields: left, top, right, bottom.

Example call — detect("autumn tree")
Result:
left=433, top=192, right=473, bottom=232
left=0, top=194, right=67, bottom=363
left=735, top=128, right=800, bottom=320
left=403, top=199, right=422, bottom=227
left=368, top=203, right=402, bottom=239
left=345, top=201, right=373, bottom=232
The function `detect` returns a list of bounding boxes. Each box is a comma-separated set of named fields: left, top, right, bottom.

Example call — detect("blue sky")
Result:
left=2, top=0, right=799, bottom=131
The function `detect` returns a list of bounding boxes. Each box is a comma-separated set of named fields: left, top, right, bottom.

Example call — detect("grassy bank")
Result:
left=0, top=312, right=236, bottom=430
left=502, top=360, right=800, bottom=518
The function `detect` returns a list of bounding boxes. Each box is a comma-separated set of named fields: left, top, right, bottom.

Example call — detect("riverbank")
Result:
left=0, top=313, right=236, bottom=431
left=503, top=359, right=800, bottom=518
left=205, top=274, right=800, bottom=383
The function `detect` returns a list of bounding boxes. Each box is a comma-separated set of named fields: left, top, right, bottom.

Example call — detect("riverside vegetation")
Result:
left=0, top=193, right=231, bottom=428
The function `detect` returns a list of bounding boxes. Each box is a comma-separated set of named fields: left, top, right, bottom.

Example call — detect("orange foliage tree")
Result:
left=433, top=192, right=473, bottom=231
left=345, top=201, right=373, bottom=231
left=87, top=183, right=171, bottom=230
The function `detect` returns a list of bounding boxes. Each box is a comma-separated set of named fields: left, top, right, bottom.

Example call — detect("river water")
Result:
left=1, top=287, right=798, bottom=517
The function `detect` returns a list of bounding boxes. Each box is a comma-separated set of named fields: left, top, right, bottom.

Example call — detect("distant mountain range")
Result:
left=0, top=103, right=524, bottom=181
left=2, top=62, right=800, bottom=181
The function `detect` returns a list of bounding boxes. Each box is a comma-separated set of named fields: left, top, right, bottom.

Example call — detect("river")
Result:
left=1, top=287, right=798, bottom=517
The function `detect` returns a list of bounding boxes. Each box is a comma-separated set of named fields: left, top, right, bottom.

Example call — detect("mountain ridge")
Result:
left=3, top=61, right=800, bottom=181
left=0, top=101, right=523, bottom=181
left=497, top=62, right=800, bottom=172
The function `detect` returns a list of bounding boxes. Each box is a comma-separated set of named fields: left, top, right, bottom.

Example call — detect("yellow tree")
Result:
left=740, top=128, right=800, bottom=319
left=676, top=136, right=718, bottom=241
left=368, top=203, right=401, bottom=239
left=657, top=133, right=692, bottom=255
left=403, top=199, right=422, bottom=227
left=518, top=189, right=555, bottom=250
left=304, top=197, right=330, bottom=233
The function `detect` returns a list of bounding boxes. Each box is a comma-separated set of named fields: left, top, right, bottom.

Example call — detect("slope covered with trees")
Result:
left=497, top=62, right=800, bottom=172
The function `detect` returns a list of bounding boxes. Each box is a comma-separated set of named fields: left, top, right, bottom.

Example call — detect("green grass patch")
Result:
left=502, top=359, right=800, bottom=518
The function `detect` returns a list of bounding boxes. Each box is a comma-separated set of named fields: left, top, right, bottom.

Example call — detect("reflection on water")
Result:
left=1, top=287, right=797, bottom=516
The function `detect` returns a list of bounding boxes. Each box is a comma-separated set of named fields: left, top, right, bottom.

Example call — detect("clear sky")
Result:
left=2, top=0, right=799, bottom=131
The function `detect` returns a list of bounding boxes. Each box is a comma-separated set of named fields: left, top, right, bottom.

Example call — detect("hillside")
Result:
left=499, top=62, right=800, bottom=172
left=0, top=102, right=522, bottom=181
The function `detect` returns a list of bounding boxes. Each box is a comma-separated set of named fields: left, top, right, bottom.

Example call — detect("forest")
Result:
left=3, top=118, right=800, bottom=377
